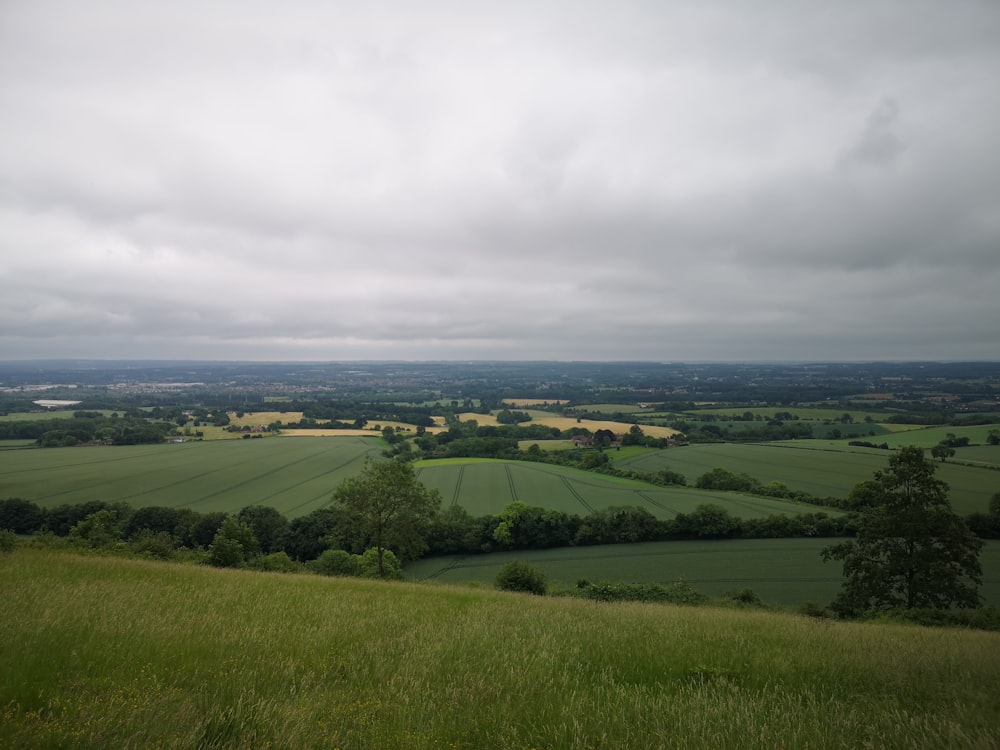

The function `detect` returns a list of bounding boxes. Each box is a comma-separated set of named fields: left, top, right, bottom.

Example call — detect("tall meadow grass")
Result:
left=2, top=549, right=999, bottom=749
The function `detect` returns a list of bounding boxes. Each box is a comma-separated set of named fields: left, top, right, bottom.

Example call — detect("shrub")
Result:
left=309, top=549, right=361, bottom=577
left=129, top=530, right=177, bottom=560
left=495, top=560, right=547, bottom=595
left=357, top=548, right=403, bottom=580
left=574, top=579, right=705, bottom=605
left=253, top=551, right=300, bottom=573
left=725, top=588, right=762, bottom=606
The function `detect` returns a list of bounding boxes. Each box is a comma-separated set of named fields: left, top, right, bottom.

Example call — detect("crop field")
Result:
left=226, top=410, right=304, bottom=426
left=955, top=445, right=1000, bottom=469
left=458, top=411, right=680, bottom=438
left=405, top=539, right=1000, bottom=607
left=414, top=458, right=834, bottom=519
left=501, top=398, right=569, bottom=406
left=0, top=437, right=383, bottom=518
left=616, top=444, right=998, bottom=514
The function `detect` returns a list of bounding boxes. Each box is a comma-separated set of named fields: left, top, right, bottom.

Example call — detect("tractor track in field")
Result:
left=560, top=476, right=595, bottom=514
left=634, top=490, right=681, bottom=516
left=36, top=449, right=268, bottom=503
left=270, top=440, right=385, bottom=515
left=260, top=444, right=381, bottom=514
left=422, top=555, right=469, bottom=580
left=158, top=442, right=341, bottom=508
left=0, top=442, right=202, bottom=478
left=451, top=465, right=466, bottom=507
left=504, top=464, right=518, bottom=502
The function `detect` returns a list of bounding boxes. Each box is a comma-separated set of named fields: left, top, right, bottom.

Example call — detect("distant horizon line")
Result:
left=2, top=358, right=999, bottom=366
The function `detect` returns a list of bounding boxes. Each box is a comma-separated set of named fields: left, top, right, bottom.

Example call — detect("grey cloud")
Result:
left=841, top=98, right=905, bottom=167
left=2, top=1, right=999, bottom=361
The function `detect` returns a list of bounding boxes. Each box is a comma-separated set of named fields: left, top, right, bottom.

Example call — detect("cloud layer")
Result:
left=3, top=1, right=999, bottom=361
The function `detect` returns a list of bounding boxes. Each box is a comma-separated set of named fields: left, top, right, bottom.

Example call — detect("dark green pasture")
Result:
left=405, top=539, right=1000, bottom=608
left=617, top=443, right=999, bottom=515
left=414, top=458, right=828, bottom=520
left=0, top=437, right=384, bottom=518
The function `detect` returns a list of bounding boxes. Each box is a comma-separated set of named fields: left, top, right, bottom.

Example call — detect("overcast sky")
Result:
left=2, top=1, right=999, bottom=362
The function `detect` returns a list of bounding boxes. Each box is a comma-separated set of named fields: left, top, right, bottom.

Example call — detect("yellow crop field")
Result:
left=533, top=416, right=679, bottom=438
left=458, top=412, right=678, bottom=437
left=458, top=412, right=502, bottom=426
left=281, top=429, right=374, bottom=437
left=227, top=411, right=304, bottom=426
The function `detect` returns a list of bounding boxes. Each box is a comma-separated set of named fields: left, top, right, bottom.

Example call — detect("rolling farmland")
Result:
left=616, top=443, right=1000, bottom=515
left=415, top=458, right=835, bottom=519
left=2, top=439, right=835, bottom=522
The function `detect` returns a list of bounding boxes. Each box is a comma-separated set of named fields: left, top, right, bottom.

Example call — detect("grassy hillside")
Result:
left=2, top=549, right=998, bottom=749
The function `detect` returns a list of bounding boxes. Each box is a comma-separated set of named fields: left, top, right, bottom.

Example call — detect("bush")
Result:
left=129, top=529, right=177, bottom=560
left=357, top=548, right=403, bottom=580
left=495, top=560, right=547, bottom=595
left=309, top=549, right=361, bottom=577
left=253, top=551, right=300, bottom=573
left=725, top=588, right=762, bottom=606
left=574, top=579, right=705, bottom=605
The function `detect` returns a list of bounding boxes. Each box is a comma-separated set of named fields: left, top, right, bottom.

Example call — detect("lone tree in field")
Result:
left=822, top=446, right=982, bottom=616
left=331, top=459, right=441, bottom=578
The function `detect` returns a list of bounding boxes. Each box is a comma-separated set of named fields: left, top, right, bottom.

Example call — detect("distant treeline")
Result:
left=0, top=413, right=177, bottom=447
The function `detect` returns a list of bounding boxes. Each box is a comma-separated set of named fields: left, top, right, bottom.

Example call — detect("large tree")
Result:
left=822, top=446, right=982, bottom=615
left=331, top=459, right=441, bottom=578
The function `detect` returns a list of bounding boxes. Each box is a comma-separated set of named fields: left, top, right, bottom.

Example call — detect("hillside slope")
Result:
left=2, top=550, right=999, bottom=749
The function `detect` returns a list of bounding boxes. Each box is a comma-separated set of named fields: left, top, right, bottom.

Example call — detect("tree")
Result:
left=930, top=443, right=955, bottom=462
left=236, top=505, right=288, bottom=554
left=822, top=446, right=982, bottom=615
left=206, top=516, right=259, bottom=568
left=331, top=459, right=440, bottom=578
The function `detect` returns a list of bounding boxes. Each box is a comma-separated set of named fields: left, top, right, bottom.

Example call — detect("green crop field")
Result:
left=414, top=458, right=831, bottom=520
left=955, top=445, right=1000, bottom=469
left=0, top=437, right=384, bottom=518
left=404, top=539, right=1000, bottom=608
left=617, top=444, right=999, bottom=515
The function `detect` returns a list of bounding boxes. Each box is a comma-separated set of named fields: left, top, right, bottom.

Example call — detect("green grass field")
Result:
left=0, top=437, right=384, bottom=518
left=414, top=458, right=830, bottom=519
left=2, top=549, right=998, bottom=749
left=617, top=443, right=999, bottom=514
left=405, top=539, right=1000, bottom=608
